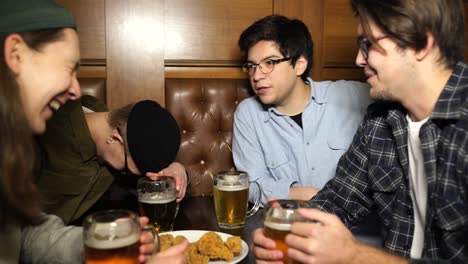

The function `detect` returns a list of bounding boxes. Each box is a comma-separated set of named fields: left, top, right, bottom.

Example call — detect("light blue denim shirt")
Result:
left=233, top=78, right=371, bottom=205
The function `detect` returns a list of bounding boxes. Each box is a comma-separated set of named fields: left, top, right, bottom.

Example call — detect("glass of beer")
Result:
left=137, top=176, right=178, bottom=232
left=263, top=200, right=312, bottom=264
left=83, top=210, right=157, bottom=264
left=213, top=171, right=261, bottom=229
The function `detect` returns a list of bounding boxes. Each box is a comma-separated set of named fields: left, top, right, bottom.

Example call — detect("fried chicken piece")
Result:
left=159, top=234, right=175, bottom=251
left=188, top=254, right=210, bottom=264
left=184, top=242, right=199, bottom=257
left=225, top=236, right=242, bottom=256
left=184, top=242, right=209, bottom=264
left=186, top=252, right=210, bottom=264
left=197, top=231, right=234, bottom=261
left=173, top=235, right=188, bottom=245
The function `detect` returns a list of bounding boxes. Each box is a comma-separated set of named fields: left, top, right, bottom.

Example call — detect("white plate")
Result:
left=160, top=230, right=248, bottom=264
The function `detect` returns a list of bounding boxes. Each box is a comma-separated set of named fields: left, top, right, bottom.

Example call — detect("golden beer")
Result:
left=263, top=200, right=311, bottom=264
left=213, top=185, right=249, bottom=228
left=264, top=221, right=298, bottom=264
left=138, top=197, right=178, bottom=232
left=84, top=235, right=139, bottom=264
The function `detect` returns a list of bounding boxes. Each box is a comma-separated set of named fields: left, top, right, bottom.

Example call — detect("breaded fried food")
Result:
left=185, top=242, right=209, bottom=264
left=159, top=234, right=174, bottom=251
left=225, top=236, right=242, bottom=255
left=186, top=253, right=210, bottom=264
left=197, top=231, right=233, bottom=261
left=173, top=235, right=188, bottom=245
left=184, top=242, right=199, bottom=257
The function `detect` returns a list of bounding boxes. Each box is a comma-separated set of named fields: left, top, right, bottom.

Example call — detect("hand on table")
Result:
left=146, top=162, right=188, bottom=202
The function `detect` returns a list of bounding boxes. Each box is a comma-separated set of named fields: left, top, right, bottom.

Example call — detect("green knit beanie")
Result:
left=0, top=0, right=76, bottom=35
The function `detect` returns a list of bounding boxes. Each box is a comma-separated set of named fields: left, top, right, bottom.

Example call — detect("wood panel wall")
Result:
left=106, top=0, right=165, bottom=107
left=59, top=0, right=468, bottom=108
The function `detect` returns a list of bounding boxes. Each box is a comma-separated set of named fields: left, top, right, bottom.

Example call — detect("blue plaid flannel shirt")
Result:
left=310, top=62, right=468, bottom=263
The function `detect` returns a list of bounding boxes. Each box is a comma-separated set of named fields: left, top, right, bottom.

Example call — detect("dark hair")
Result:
left=0, top=29, right=67, bottom=227
left=238, top=15, right=314, bottom=82
left=351, top=0, right=464, bottom=69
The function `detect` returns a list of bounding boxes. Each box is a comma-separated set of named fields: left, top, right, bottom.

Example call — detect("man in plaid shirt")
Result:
left=252, top=0, right=467, bottom=263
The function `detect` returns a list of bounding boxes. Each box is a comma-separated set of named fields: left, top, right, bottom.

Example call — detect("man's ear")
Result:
left=415, top=32, right=435, bottom=61
left=107, top=128, right=125, bottom=144
left=294, top=55, right=308, bottom=76
left=4, top=34, right=26, bottom=75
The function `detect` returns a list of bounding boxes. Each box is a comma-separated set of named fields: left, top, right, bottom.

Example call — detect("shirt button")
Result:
left=306, top=142, right=310, bottom=146
left=200, top=160, right=205, bottom=165
left=311, top=167, right=315, bottom=171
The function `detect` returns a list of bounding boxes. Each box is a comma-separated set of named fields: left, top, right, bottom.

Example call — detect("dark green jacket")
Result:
left=35, top=96, right=114, bottom=225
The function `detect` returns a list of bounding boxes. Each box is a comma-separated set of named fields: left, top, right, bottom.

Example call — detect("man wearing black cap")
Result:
left=36, top=95, right=187, bottom=225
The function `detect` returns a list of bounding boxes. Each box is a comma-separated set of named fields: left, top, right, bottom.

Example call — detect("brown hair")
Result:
left=352, top=0, right=464, bottom=69
left=0, top=29, right=67, bottom=226
left=108, top=103, right=136, bottom=152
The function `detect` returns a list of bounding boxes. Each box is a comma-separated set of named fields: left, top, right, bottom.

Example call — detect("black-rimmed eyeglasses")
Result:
left=357, top=36, right=388, bottom=60
left=116, top=127, right=130, bottom=175
left=242, top=57, right=291, bottom=76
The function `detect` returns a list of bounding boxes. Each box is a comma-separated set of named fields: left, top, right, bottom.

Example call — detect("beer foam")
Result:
left=85, top=234, right=139, bottom=249
left=138, top=197, right=176, bottom=204
left=264, top=221, right=291, bottom=231
left=214, top=185, right=248, bottom=192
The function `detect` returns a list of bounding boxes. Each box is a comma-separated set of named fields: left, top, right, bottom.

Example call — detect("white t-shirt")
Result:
left=406, top=115, right=429, bottom=258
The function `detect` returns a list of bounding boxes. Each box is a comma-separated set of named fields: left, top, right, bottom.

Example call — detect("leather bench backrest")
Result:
left=166, top=78, right=252, bottom=196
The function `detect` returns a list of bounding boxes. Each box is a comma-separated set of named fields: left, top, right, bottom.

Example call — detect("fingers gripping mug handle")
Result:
left=246, top=181, right=262, bottom=218
left=143, top=224, right=160, bottom=254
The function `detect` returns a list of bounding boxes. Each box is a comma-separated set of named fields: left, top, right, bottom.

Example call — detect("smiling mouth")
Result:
left=48, top=100, right=61, bottom=112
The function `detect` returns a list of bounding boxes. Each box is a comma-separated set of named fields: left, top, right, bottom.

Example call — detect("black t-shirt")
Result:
left=290, top=113, right=303, bottom=128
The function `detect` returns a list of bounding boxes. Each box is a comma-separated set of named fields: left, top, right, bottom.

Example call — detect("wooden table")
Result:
left=173, top=195, right=263, bottom=264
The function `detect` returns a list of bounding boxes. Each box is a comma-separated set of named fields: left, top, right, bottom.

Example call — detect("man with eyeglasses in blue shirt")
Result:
left=233, top=15, right=372, bottom=205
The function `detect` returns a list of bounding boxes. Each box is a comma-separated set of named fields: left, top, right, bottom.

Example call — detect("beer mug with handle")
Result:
left=137, top=176, right=179, bottom=232
left=83, top=210, right=158, bottom=264
left=263, top=199, right=312, bottom=264
left=213, top=171, right=261, bottom=229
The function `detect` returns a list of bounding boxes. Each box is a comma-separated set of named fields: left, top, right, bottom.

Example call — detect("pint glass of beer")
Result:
left=263, top=200, right=312, bottom=264
left=83, top=210, right=152, bottom=264
left=137, top=176, right=178, bottom=232
left=213, top=171, right=261, bottom=229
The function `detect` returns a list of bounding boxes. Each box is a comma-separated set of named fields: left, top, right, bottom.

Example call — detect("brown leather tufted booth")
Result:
left=166, top=79, right=252, bottom=196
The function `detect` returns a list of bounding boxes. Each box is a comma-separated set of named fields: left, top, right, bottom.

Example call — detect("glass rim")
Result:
left=83, top=209, right=137, bottom=225
left=216, top=170, right=247, bottom=176
left=137, top=176, right=176, bottom=190
left=265, top=199, right=312, bottom=209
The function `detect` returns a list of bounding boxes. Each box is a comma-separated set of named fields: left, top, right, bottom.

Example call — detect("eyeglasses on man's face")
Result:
left=242, top=57, right=291, bottom=75
left=357, top=35, right=388, bottom=60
